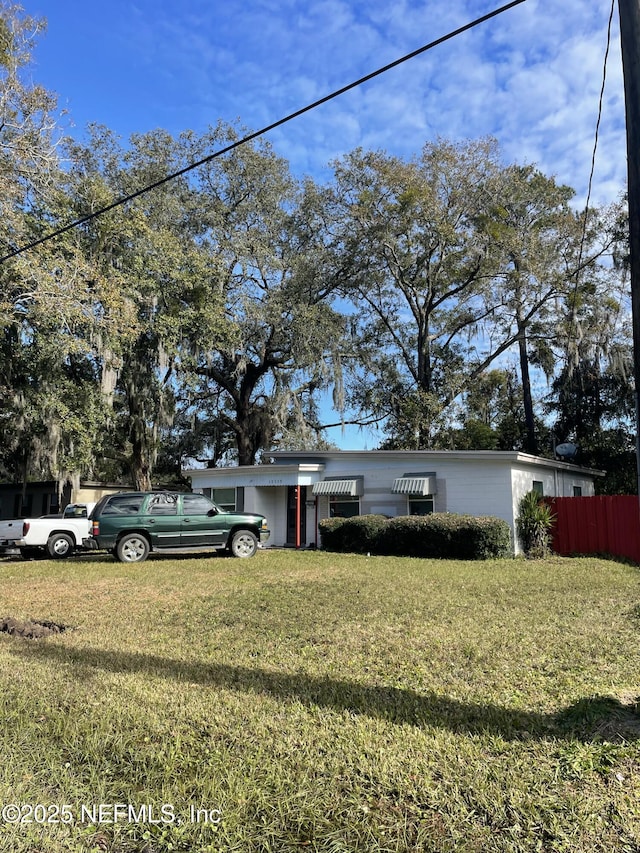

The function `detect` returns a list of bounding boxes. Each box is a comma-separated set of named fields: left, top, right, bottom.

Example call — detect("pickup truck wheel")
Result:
left=116, top=533, right=150, bottom=563
left=46, top=533, right=74, bottom=559
left=230, top=530, right=258, bottom=558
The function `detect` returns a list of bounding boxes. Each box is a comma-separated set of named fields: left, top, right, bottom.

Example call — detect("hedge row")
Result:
left=318, top=513, right=512, bottom=559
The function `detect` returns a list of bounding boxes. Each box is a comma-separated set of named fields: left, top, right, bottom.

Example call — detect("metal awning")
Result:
left=392, top=474, right=437, bottom=496
left=312, top=478, right=363, bottom=497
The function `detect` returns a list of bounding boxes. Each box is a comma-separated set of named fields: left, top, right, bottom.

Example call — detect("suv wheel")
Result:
left=46, top=533, right=74, bottom=559
left=116, top=533, right=150, bottom=563
left=230, top=530, right=258, bottom=558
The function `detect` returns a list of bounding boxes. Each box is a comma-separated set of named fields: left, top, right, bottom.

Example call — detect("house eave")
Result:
left=267, top=450, right=605, bottom=478
left=186, top=462, right=326, bottom=488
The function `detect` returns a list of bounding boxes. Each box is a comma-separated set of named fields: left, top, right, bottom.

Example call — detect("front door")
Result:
left=286, top=486, right=306, bottom=547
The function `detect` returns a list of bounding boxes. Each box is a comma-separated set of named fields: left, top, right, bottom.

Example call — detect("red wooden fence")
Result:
left=547, top=495, right=640, bottom=564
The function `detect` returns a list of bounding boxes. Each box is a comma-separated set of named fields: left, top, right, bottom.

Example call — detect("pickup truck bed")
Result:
left=0, top=503, right=96, bottom=559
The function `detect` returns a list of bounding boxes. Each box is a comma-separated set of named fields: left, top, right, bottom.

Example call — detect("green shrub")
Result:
left=378, top=514, right=511, bottom=559
left=470, top=515, right=514, bottom=559
left=378, top=514, right=448, bottom=558
left=516, top=491, right=556, bottom=557
left=319, top=513, right=512, bottom=560
left=318, top=515, right=389, bottom=553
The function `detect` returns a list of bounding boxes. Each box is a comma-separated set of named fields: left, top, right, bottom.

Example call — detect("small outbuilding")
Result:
left=0, top=480, right=136, bottom=519
left=185, top=450, right=602, bottom=553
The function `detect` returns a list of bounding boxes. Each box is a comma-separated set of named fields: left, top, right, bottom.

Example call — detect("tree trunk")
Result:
left=126, top=387, right=154, bottom=490
left=131, top=465, right=152, bottom=492
left=130, top=435, right=152, bottom=491
left=236, top=425, right=256, bottom=466
left=517, top=321, right=538, bottom=455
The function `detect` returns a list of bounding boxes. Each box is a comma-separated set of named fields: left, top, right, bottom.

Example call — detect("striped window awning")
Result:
left=312, top=478, right=363, bottom=497
left=392, top=474, right=437, bottom=496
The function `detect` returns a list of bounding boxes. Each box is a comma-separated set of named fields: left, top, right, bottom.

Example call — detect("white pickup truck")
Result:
left=0, top=503, right=96, bottom=559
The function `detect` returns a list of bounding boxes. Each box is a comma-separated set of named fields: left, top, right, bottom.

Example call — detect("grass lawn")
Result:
left=0, top=550, right=638, bottom=852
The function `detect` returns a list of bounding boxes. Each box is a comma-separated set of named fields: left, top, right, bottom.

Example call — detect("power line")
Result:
left=584, top=0, right=616, bottom=225
left=0, top=0, right=527, bottom=264
left=565, top=0, right=616, bottom=362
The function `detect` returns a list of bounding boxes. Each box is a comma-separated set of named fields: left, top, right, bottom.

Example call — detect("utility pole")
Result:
left=618, top=0, right=640, bottom=496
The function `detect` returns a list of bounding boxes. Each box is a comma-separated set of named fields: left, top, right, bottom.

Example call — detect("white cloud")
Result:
left=29, top=0, right=628, bottom=231
left=37, top=0, right=618, bottom=209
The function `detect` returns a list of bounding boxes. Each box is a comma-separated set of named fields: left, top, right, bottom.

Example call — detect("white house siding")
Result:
left=310, top=455, right=435, bottom=523
left=509, top=463, right=597, bottom=546
left=429, top=458, right=513, bottom=523
left=246, top=486, right=285, bottom=545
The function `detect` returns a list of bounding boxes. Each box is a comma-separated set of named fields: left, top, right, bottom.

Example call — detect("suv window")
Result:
left=148, top=494, right=178, bottom=516
left=182, top=493, right=217, bottom=516
left=102, top=495, right=145, bottom=515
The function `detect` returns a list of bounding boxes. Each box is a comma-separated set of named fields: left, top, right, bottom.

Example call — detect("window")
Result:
left=63, top=504, right=88, bottom=518
left=329, top=495, right=360, bottom=518
left=14, top=494, right=33, bottom=517
left=201, top=487, right=237, bottom=511
left=409, top=496, right=434, bottom=516
left=573, top=485, right=583, bottom=497
left=182, top=493, right=216, bottom=516
left=148, top=494, right=178, bottom=516
left=532, top=481, right=544, bottom=496
left=102, top=495, right=145, bottom=515
left=212, top=488, right=237, bottom=512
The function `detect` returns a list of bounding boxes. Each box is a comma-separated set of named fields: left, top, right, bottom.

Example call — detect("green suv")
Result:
left=84, top=491, right=270, bottom=563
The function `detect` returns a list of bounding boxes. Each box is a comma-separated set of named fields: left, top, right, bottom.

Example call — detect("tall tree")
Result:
left=439, top=368, right=551, bottom=452
left=477, top=165, right=593, bottom=454
left=324, top=138, right=526, bottom=447
left=322, top=143, right=621, bottom=456
left=0, top=3, right=103, bottom=488
left=185, top=123, right=346, bottom=465
left=546, top=227, right=635, bottom=492
left=60, top=125, right=226, bottom=489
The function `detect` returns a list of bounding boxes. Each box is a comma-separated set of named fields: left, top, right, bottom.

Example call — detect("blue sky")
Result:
left=25, top=0, right=628, bottom=449
left=29, top=0, right=625, bottom=203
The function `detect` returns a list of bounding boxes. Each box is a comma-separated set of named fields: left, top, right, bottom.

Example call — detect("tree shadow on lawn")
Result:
left=8, top=641, right=640, bottom=743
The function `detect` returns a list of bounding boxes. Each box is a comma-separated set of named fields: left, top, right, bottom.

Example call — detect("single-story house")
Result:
left=185, top=450, right=603, bottom=553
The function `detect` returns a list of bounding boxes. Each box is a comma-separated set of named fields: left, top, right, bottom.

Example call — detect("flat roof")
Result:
left=267, top=450, right=605, bottom=476
left=185, top=450, right=604, bottom=478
